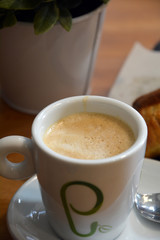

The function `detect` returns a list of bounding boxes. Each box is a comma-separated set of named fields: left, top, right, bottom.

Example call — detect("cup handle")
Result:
left=0, top=136, right=35, bottom=179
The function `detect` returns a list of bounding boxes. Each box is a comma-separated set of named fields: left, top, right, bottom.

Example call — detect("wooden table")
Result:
left=1, top=0, right=160, bottom=239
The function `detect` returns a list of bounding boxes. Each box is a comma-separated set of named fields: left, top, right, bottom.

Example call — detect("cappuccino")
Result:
left=43, top=112, right=135, bottom=160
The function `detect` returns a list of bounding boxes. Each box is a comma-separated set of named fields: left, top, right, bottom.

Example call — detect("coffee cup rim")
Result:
left=32, top=95, right=147, bottom=165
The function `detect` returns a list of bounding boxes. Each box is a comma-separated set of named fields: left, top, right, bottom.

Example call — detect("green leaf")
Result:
left=0, top=0, right=42, bottom=10
left=0, top=9, right=17, bottom=28
left=102, top=0, right=110, bottom=4
left=3, top=10, right=17, bottom=26
left=34, top=2, right=59, bottom=34
left=59, top=7, right=72, bottom=31
left=58, top=0, right=82, bottom=9
left=0, top=0, right=14, bottom=8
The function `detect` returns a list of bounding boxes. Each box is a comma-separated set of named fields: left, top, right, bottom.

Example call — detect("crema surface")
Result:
left=43, top=112, right=135, bottom=160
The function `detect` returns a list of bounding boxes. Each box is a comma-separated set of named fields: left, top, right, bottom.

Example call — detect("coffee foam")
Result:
left=43, top=112, right=135, bottom=160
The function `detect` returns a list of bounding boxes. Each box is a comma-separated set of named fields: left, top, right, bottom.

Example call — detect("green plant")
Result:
left=0, top=0, right=110, bottom=34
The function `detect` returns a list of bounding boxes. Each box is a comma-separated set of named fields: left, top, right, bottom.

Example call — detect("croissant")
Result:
left=133, top=89, right=160, bottom=159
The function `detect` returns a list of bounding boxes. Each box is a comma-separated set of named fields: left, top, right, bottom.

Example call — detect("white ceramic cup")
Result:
left=0, top=96, right=147, bottom=240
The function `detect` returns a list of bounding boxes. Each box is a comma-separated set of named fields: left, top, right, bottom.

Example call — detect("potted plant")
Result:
left=0, top=0, right=110, bottom=114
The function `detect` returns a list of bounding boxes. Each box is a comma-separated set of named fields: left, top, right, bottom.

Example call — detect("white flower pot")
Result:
left=0, top=4, right=106, bottom=114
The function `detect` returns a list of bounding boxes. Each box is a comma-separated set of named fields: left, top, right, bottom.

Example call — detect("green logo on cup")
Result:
left=60, top=181, right=112, bottom=237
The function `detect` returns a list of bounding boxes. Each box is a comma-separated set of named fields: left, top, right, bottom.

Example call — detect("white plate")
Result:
left=7, top=158, right=160, bottom=240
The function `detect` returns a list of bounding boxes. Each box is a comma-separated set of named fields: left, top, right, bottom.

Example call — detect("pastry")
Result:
left=133, top=89, right=160, bottom=159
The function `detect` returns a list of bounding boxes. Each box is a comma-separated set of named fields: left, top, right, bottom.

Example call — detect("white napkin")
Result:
left=109, top=42, right=160, bottom=105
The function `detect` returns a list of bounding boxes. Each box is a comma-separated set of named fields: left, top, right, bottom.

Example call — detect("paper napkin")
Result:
left=109, top=42, right=160, bottom=105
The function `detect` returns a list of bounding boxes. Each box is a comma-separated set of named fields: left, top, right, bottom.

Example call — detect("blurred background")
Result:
left=91, top=0, right=160, bottom=95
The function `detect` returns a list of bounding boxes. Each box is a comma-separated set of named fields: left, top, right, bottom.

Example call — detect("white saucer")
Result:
left=7, top=158, right=160, bottom=240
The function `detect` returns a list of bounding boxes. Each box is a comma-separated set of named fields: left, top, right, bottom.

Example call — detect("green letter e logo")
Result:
left=60, top=181, right=103, bottom=237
